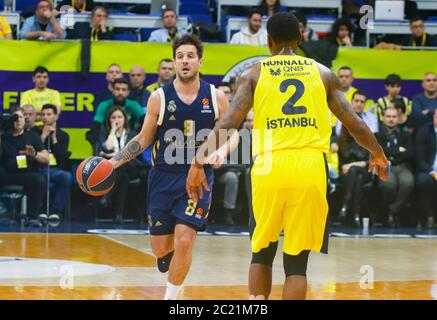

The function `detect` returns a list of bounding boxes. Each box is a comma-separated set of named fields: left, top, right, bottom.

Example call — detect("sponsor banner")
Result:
left=1, top=42, right=435, bottom=159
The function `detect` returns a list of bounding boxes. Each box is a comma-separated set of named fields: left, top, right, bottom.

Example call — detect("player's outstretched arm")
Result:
left=109, top=92, right=160, bottom=169
left=186, top=66, right=258, bottom=202
left=319, top=64, right=389, bottom=181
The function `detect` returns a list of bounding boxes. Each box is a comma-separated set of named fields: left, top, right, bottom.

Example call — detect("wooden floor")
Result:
left=0, top=233, right=436, bottom=300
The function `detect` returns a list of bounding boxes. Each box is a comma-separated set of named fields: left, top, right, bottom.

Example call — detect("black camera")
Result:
left=0, top=112, right=19, bottom=131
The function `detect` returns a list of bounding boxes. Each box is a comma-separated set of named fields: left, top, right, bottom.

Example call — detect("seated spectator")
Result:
left=128, top=65, right=150, bottom=109
left=67, top=6, right=113, bottom=41
left=94, top=63, right=123, bottom=108
left=257, top=0, right=286, bottom=17
left=19, top=0, right=66, bottom=41
left=415, top=109, right=437, bottom=229
left=376, top=74, right=410, bottom=122
left=412, top=72, right=437, bottom=128
left=393, top=97, right=413, bottom=133
left=0, top=16, right=13, bottom=40
left=20, top=66, right=61, bottom=113
left=0, top=108, right=49, bottom=225
left=92, top=78, right=145, bottom=140
left=338, top=125, right=372, bottom=228
left=146, top=59, right=174, bottom=93
left=148, top=8, right=188, bottom=43
left=402, top=17, right=437, bottom=47
left=328, top=18, right=354, bottom=47
left=336, top=91, right=378, bottom=136
left=294, top=11, right=318, bottom=42
left=98, top=106, right=139, bottom=224
left=216, top=82, right=233, bottom=104
left=338, top=66, right=357, bottom=101
left=55, top=0, right=95, bottom=14
left=32, top=104, right=72, bottom=225
left=327, top=131, right=340, bottom=193
left=22, top=104, right=39, bottom=131
left=230, top=9, right=267, bottom=46
left=376, top=108, right=414, bottom=227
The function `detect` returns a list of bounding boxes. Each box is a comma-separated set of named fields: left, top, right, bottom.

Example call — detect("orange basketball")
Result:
left=76, top=157, right=115, bottom=196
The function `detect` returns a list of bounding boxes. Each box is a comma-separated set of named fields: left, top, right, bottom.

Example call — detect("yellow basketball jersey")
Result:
left=252, top=55, right=331, bottom=156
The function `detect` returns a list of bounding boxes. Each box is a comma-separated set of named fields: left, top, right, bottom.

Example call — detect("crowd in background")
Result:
left=0, top=0, right=436, bottom=229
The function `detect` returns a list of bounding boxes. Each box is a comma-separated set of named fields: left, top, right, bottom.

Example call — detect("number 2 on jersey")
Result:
left=280, top=79, right=307, bottom=115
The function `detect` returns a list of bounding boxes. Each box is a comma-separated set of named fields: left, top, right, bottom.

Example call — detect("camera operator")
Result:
left=0, top=107, right=49, bottom=224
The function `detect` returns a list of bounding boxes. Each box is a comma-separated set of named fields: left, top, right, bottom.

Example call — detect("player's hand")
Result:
left=186, top=164, right=210, bottom=202
left=206, top=150, right=225, bottom=169
left=368, top=150, right=390, bottom=182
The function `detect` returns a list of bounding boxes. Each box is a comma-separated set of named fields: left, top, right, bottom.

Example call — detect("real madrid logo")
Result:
left=167, top=100, right=177, bottom=113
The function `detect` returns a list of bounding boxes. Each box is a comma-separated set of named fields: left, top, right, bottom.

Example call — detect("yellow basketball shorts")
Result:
left=249, top=149, right=329, bottom=256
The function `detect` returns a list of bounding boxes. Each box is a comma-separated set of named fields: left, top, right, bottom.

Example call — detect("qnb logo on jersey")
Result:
left=266, top=117, right=318, bottom=130
left=270, top=68, right=281, bottom=76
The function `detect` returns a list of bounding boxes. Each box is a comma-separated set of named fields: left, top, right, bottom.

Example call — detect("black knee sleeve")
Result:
left=283, top=250, right=310, bottom=277
left=251, top=241, right=278, bottom=267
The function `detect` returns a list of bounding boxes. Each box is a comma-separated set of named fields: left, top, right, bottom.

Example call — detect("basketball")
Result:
left=76, top=157, right=115, bottom=196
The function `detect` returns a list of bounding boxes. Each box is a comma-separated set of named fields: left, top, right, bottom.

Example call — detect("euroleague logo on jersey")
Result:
left=201, top=97, right=212, bottom=113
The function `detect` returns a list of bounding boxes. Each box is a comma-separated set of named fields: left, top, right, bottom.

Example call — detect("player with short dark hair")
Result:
left=108, top=34, right=239, bottom=300
left=187, top=12, right=389, bottom=300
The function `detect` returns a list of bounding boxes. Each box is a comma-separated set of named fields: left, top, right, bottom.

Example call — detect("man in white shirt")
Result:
left=230, top=9, right=267, bottom=46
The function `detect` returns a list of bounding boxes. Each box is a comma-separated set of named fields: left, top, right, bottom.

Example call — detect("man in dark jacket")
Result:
left=0, top=108, right=49, bottom=224
left=32, top=104, right=72, bottom=225
left=376, top=108, right=414, bottom=227
left=415, top=109, right=437, bottom=229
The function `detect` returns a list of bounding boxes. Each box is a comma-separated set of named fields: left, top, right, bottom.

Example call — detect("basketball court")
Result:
left=1, top=231, right=436, bottom=300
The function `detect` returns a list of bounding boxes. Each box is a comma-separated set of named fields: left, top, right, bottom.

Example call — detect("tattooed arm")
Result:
left=109, top=91, right=160, bottom=169
left=318, top=63, right=389, bottom=181
left=186, top=64, right=260, bottom=201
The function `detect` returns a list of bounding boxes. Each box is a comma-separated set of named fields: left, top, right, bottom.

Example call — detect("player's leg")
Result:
left=282, top=152, right=329, bottom=300
left=282, top=250, right=310, bottom=300
left=168, top=223, right=197, bottom=286
left=150, top=234, right=175, bottom=272
left=248, top=156, right=284, bottom=300
left=249, top=241, right=278, bottom=300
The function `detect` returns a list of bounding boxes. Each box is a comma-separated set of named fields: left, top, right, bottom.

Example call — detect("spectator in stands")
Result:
left=55, top=0, right=95, bottom=14
left=146, top=59, right=175, bottom=93
left=0, top=16, right=13, bottom=40
left=98, top=106, right=139, bottom=224
left=412, top=72, right=437, bottom=127
left=328, top=18, right=354, bottom=47
left=257, top=0, right=286, bottom=17
left=32, top=104, right=72, bottom=225
left=128, top=65, right=150, bottom=109
left=394, top=97, right=413, bottom=133
left=216, top=82, right=233, bottom=104
left=230, top=9, right=267, bottom=46
left=338, top=123, right=372, bottom=228
left=402, top=17, right=437, bottom=47
left=93, top=78, right=145, bottom=137
left=19, top=0, right=65, bottom=41
left=294, top=11, right=318, bottom=42
left=94, top=63, right=123, bottom=108
left=336, top=91, right=378, bottom=136
left=376, top=108, right=414, bottom=227
left=415, top=109, right=437, bottom=229
left=22, top=105, right=39, bottom=131
left=20, top=66, right=61, bottom=112
left=376, top=74, right=411, bottom=122
left=338, top=66, right=357, bottom=102
left=67, top=6, right=113, bottom=41
left=0, top=108, right=49, bottom=225
left=148, top=8, right=188, bottom=43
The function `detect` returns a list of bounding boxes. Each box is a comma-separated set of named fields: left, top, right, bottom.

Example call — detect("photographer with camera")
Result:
left=0, top=108, right=49, bottom=225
